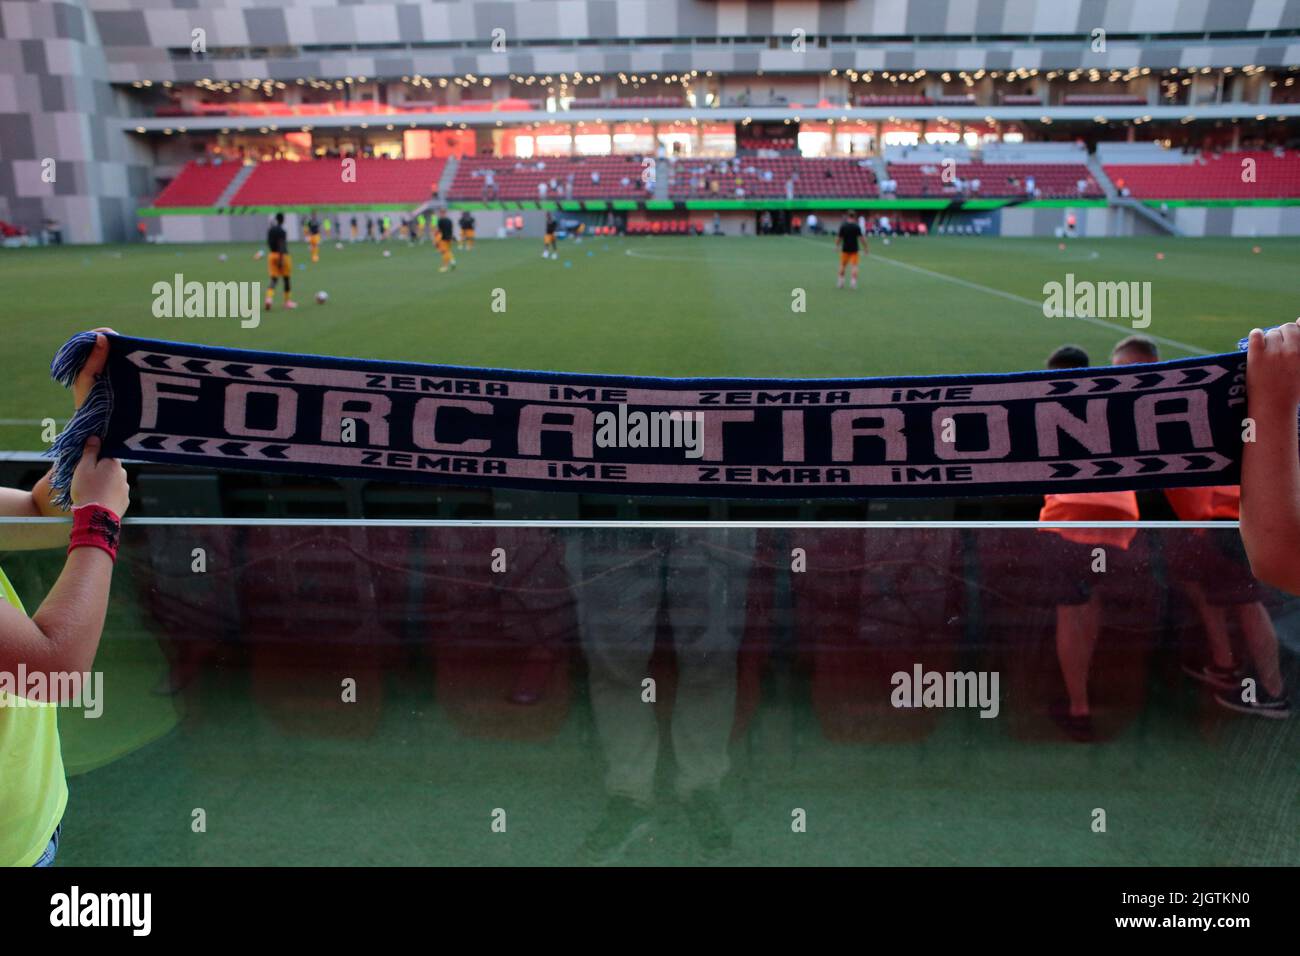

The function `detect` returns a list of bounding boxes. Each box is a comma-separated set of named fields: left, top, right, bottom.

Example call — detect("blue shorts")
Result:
left=32, top=824, right=61, bottom=867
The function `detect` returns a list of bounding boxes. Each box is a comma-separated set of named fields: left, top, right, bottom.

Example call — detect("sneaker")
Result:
left=850, top=279, right=858, bottom=289
left=1049, top=701, right=1094, bottom=742
left=438, top=265, right=450, bottom=273
left=682, top=790, right=732, bottom=858
left=449, top=259, right=457, bottom=270
left=264, top=297, right=273, bottom=310
left=1215, top=685, right=1291, bottom=719
left=836, top=276, right=844, bottom=288
left=1182, top=660, right=1242, bottom=692
left=576, top=797, right=653, bottom=865
left=283, top=299, right=298, bottom=310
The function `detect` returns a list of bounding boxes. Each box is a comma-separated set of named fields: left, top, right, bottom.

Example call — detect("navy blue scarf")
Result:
left=47, top=331, right=1251, bottom=504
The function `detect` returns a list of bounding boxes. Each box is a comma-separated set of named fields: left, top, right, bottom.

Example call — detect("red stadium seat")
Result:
left=414, top=528, right=576, bottom=741
left=794, top=529, right=965, bottom=743
left=886, top=161, right=1103, bottom=199
left=229, top=158, right=446, bottom=206
left=447, top=155, right=648, bottom=201
left=240, top=526, right=410, bottom=738
left=668, top=157, right=880, bottom=199
left=1105, top=150, right=1300, bottom=199
left=153, top=161, right=243, bottom=207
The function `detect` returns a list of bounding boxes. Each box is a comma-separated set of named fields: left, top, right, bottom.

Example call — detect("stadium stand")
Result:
left=887, top=161, right=1102, bottom=198
left=736, top=136, right=798, bottom=153
left=669, top=158, right=879, bottom=198
left=1104, top=149, right=1300, bottom=199
left=568, top=96, right=684, bottom=110
left=447, top=156, right=651, bottom=200
left=626, top=219, right=704, bottom=235
left=980, top=142, right=1091, bottom=164
left=152, top=160, right=244, bottom=207
left=883, top=143, right=972, bottom=165
left=228, top=158, right=446, bottom=206
left=1061, top=93, right=1148, bottom=106
left=855, top=94, right=931, bottom=106
left=1095, top=142, right=1193, bottom=165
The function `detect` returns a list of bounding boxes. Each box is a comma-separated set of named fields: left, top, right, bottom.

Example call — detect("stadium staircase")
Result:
left=870, top=154, right=890, bottom=192
left=1086, top=154, right=1118, bottom=200
left=654, top=161, right=672, bottom=200
left=1084, top=154, right=1183, bottom=235
left=436, top=156, right=459, bottom=202
left=1111, top=195, right=1184, bottom=237
left=214, top=164, right=256, bottom=208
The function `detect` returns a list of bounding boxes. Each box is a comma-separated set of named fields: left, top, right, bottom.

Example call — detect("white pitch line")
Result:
left=873, top=254, right=1212, bottom=355
left=792, top=235, right=1212, bottom=356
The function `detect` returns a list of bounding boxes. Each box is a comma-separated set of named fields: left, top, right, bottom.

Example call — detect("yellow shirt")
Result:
left=0, top=566, right=68, bottom=866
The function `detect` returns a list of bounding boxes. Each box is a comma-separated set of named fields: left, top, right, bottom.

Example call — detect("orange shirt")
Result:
left=1039, top=491, right=1140, bottom=549
left=1163, top=485, right=1241, bottom=522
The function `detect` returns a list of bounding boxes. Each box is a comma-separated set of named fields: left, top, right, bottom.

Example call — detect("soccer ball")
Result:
left=253, top=249, right=264, bottom=260
left=383, top=250, right=391, bottom=258
left=335, top=242, right=344, bottom=250
left=218, top=253, right=228, bottom=262
left=315, top=291, right=329, bottom=304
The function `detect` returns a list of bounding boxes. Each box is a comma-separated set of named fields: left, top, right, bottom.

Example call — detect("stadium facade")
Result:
left=2, top=0, right=1299, bottom=243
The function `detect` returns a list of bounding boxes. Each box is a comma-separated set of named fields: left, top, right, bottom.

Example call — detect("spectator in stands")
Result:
left=1026, top=175, right=1037, bottom=197
left=1113, top=335, right=1288, bottom=717
left=785, top=178, right=795, bottom=201
left=1038, top=344, right=1140, bottom=741
left=538, top=181, right=548, bottom=200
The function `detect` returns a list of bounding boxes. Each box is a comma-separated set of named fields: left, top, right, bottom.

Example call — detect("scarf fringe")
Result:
left=47, top=332, right=113, bottom=510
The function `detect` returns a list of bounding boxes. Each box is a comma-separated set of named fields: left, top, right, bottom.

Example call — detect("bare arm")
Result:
left=1240, top=321, right=1300, bottom=594
left=0, top=547, right=114, bottom=683
left=0, top=437, right=129, bottom=688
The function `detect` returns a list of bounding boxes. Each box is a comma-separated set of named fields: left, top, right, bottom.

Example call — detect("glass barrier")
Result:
left=1, top=519, right=1296, bottom=866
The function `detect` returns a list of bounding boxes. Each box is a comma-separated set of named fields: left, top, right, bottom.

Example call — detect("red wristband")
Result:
left=68, top=504, right=122, bottom=562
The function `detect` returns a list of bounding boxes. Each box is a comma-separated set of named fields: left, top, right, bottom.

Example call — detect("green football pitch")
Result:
left=2, top=234, right=1298, bottom=865
left=1, top=233, right=1297, bottom=450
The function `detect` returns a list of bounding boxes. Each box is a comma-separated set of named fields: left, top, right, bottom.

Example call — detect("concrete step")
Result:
left=214, top=163, right=256, bottom=207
